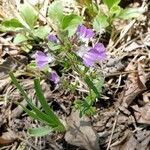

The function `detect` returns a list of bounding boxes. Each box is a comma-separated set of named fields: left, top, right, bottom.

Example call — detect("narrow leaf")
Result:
left=28, top=127, right=52, bottom=137
left=10, top=73, right=58, bottom=127
left=84, top=76, right=99, bottom=97
left=10, top=72, right=31, bottom=102
left=34, top=79, right=61, bottom=123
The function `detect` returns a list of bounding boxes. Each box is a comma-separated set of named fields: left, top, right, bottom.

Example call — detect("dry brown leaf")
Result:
left=0, top=130, right=17, bottom=145
left=111, top=130, right=150, bottom=150
left=132, top=102, right=150, bottom=124
left=124, top=42, right=144, bottom=52
left=121, top=57, right=147, bottom=107
left=0, top=55, right=28, bottom=79
left=65, top=110, right=100, bottom=150
left=103, top=54, right=128, bottom=77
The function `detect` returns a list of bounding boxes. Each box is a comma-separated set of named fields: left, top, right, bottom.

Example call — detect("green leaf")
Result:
left=9, top=73, right=57, bottom=127
left=94, top=76, right=104, bottom=94
left=19, top=3, right=38, bottom=29
left=10, top=73, right=65, bottom=132
left=103, top=0, right=120, bottom=9
left=33, top=26, right=51, bottom=39
left=48, top=42, right=61, bottom=51
left=10, top=72, right=31, bottom=102
left=22, top=44, right=33, bottom=53
left=48, top=0, right=64, bottom=23
left=84, top=76, right=99, bottom=97
left=13, top=33, right=28, bottom=44
left=110, top=5, right=122, bottom=16
left=61, top=14, right=83, bottom=37
left=118, top=7, right=145, bottom=19
left=16, top=102, right=44, bottom=122
left=1, top=18, right=23, bottom=30
left=34, top=79, right=62, bottom=124
left=93, top=14, right=109, bottom=32
left=28, top=127, right=52, bottom=137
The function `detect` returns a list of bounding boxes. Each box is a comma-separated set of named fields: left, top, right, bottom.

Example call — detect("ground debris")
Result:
left=65, top=110, right=100, bottom=150
left=111, top=130, right=150, bottom=150
left=0, top=130, right=17, bottom=145
left=120, top=56, right=148, bottom=107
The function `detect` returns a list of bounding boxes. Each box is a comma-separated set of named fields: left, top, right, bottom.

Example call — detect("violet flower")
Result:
left=48, top=34, right=58, bottom=43
left=77, top=25, right=95, bottom=39
left=50, top=71, right=60, bottom=84
left=81, top=43, right=106, bottom=67
left=34, top=51, right=54, bottom=69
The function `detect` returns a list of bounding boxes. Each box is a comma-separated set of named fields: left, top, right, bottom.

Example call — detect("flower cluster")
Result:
left=34, top=24, right=106, bottom=84
left=77, top=25, right=94, bottom=39
left=76, top=25, right=106, bottom=67
left=82, top=43, right=106, bottom=67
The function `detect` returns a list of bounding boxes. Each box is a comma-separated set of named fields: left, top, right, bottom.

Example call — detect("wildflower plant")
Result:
left=10, top=73, right=65, bottom=136
left=0, top=0, right=144, bottom=136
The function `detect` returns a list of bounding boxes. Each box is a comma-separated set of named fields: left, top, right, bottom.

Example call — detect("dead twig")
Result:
left=106, top=68, right=150, bottom=77
left=106, top=110, right=120, bottom=150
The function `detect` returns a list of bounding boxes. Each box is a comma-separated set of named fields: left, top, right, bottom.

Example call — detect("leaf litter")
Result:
left=0, top=0, right=150, bottom=150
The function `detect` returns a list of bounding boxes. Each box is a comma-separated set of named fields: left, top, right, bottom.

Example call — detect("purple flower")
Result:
left=48, top=34, right=58, bottom=43
left=77, top=25, right=95, bottom=39
left=34, top=51, right=53, bottom=69
left=82, top=43, right=106, bottom=67
left=50, top=71, right=60, bottom=84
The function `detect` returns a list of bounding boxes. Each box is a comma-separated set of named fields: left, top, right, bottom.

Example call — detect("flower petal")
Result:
left=77, top=24, right=94, bottom=39
left=83, top=54, right=95, bottom=67
left=93, top=43, right=106, bottom=60
left=48, top=34, right=58, bottom=43
left=34, top=51, right=51, bottom=69
left=50, top=71, right=60, bottom=84
left=85, top=29, right=95, bottom=38
left=77, top=25, right=86, bottom=37
left=82, top=43, right=106, bottom=66
left=37, top=60, right=49, bottom=68
left=94, top=43, right=105, bottom=53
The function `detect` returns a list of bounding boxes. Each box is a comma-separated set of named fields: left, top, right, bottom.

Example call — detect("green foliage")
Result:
left=10, top=73, right=65, bottom=136
left=84, top=75, right=99, bottom=97
left=74, top=74, right=104, bottom=117
left=28, top=127, right=52, bottom=137
left=48, top=0, right=64, bottom=23
left=92, top=0, right=144, bottom=32
left=33, top=26, right=51, bottom=39
left=75, top=100, right=96, bottom=117
left=118, top=7, right=145, bottom=19
left=93, top=13, right=109, bottom=32
left=1, top=0, right=144, bottom=130
left=1, top=18, right=23, bottom=30
left=61, top=14, right=83, bottom=37
left=103, top=0, right=120, bottom=10
left=79, top=0, right=98, bottom=18
left=13, top=33, right=32, bottom=52
left=110, top=5, right=122, bottom=16
left=19, top=3, right=38, bottom=29
left=13, top=34, right=28, bottom=44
